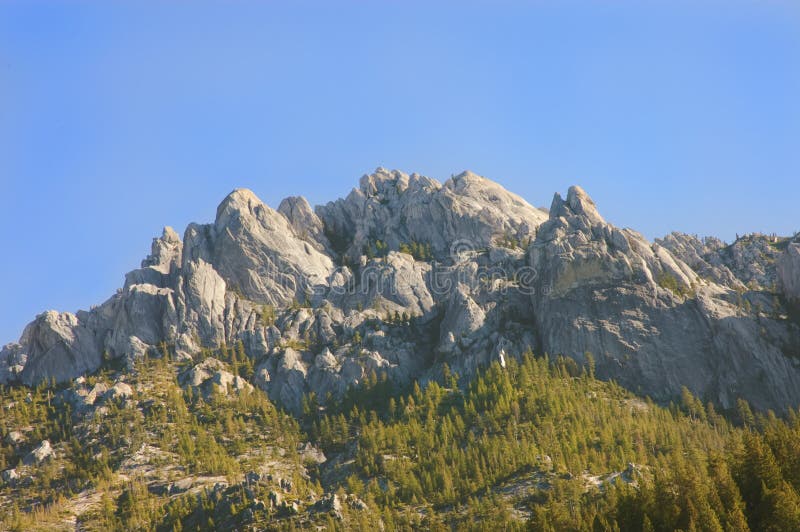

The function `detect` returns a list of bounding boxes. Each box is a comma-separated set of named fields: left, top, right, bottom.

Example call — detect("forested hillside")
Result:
left=2, top=348, right=800, bottom=530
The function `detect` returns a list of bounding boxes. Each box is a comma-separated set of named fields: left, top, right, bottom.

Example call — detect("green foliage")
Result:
left=657, top=271, right=695, bottom=298
left=6, top=348, right=800, bottom=530
left=364, top=239, right=389, bottom=259
left=260, top=304, right=276, bottom=326
left=281, top=338, right=310, bottom=351
left=288, top=298, right=313, bottom=311
left=383, top=310, right=415, bottom=326
left=0, top=352, right=313, bottom=531
left=309, top=352, right=800, bottom=530
left=398, top=240, right=433, bottom=261
left=496, top=232, right=532, bottom=250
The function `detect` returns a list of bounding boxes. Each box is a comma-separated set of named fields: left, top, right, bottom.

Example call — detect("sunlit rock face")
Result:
left=529, top=187, right=800, bottom=412
left=3, top=169, right=800, bottom=414
left=315, top=168, right=548, bottom=261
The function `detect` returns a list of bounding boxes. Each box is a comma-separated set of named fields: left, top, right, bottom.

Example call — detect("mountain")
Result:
left=4, top=168, right=800, bottom=531
left=2, top=168, right=800, bottom=415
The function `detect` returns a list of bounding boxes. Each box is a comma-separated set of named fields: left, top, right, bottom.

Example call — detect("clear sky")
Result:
left=1, top=1, right=799, bottom=343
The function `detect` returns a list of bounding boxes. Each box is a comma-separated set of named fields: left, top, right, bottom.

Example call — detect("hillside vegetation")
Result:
left=2, top=349, right=800, bottom=530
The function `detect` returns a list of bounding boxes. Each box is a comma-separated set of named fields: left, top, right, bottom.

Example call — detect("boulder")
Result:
left=438, top=286, right=486, bottom=352
left=313, top=493, right=343, bottom=519
left=86, top=383, right=109, bottom=406
left=1, top=468, right=19, bottom=486
left=347, top=494, right=368, bottom=511
left=180, top=258, right=227, bottom=346
left=298, top=442, right=327, bottom=464
left=180, top=357, right=253, bottom=397
left=4, top=431, right=24, bottom=446
left=107, top=382, right=134, bottom=401
left=24, top=440, right=53, bottom=465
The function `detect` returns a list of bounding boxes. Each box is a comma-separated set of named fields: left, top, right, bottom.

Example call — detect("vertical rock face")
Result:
left=105, top=226, right=184, bottom=363
left=3, top=169, right=800, bottom=415
left=529, top=187, right=800, bottom=411
left=18, top=311, right=102, bottom=386
left=181, top=259, right=227, bottom=347
left=324, top=251, right=436, bottom=319
left=202, top=188, right=335, bottom=305
left=0, top=343, right=25, bottom=383
left=778, top=242, right=800, bottom=305
left=278, top=196, right=332, bottom=253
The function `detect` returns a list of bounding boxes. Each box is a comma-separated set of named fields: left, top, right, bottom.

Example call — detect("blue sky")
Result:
left=1, top=1, right=799, bottom=343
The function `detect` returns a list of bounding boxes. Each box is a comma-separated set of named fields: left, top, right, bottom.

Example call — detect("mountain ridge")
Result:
left=2, top=168, right=800, bottom=414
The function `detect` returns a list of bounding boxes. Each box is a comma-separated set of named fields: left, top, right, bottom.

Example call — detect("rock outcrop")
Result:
left=657, top=231, right=787, bottom=291
left=278, top=196, right=332, bottom=253
left=185, top=189, right=335, bottom=306
left=1, top=469, right=19, bottom=486
left=778, top=241, right=800, bottom=305
left=316, top=168, right=548, bottom=261
left=529, top=187, right=800, bottom=411
left=2, top=169, right=800, bottom=415
left=23, top=440, right=53, bottom=465
left=180, top=357, right=253, bottom=397
left=18, top=311, right=103, bottom=386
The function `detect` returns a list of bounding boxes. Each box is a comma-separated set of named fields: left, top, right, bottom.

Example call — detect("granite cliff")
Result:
left=2, top=168, right=799, bottom=414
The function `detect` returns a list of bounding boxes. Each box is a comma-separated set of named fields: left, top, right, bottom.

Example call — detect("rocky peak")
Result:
left=549, top=185, right=605, bottom=226
left=203, top=188, right=335, bottom=305
left=444, top=170, right=486, bottom=191
left=278, top=196, right=314, bottom=224
left=161, top=225, right=181, bottom=244
left=530, top=186, right=800, bottom=412
left=141, top=226, right=183, bottom=273
left=444, top=170, right=547, bottom=216
left=4, top=169, right=800, bottom=417
left=358, top=167, right=413, bottom=197
left=278, top=196, right=331, bottom=252
left=215, top=188, right=264, bottom=228
left=355, top=168, right=440, bottom=204
left=214, top=187, right=314, bottom=243
left=317, top=168, right=547, bottom=261
left=566, top=186, right=604, bottom=223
